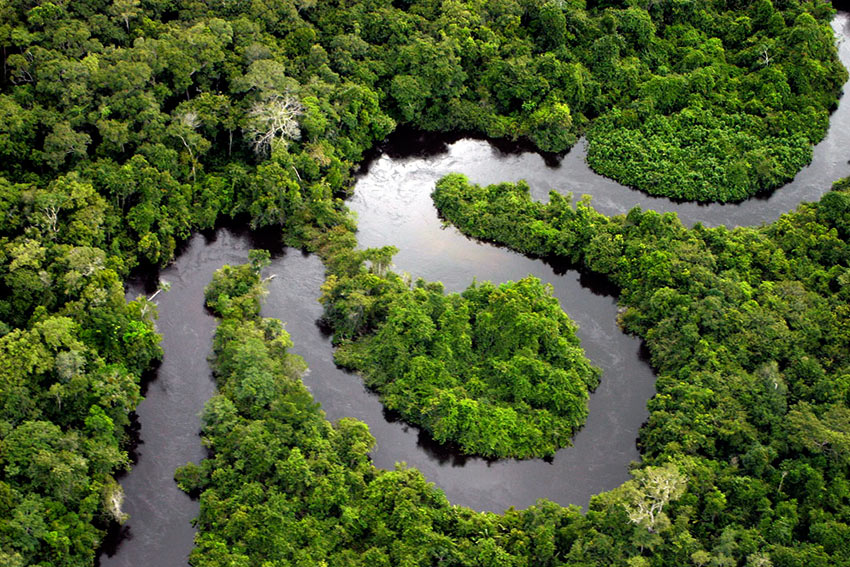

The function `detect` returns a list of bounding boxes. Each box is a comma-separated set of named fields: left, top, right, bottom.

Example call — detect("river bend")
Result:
left=98, top=12, right=850, bottom=567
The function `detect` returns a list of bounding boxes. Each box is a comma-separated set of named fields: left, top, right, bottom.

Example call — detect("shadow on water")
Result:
left=359, top=125, right=566, bottom=174
left=379, top=407, right=473, bottom=467
left=122, top=412, right=144, bottom=465
left=96, top=524, right=132, bottom=565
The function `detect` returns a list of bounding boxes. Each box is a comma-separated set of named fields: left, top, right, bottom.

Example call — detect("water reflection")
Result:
left=363, top=13, right=850, bottom=229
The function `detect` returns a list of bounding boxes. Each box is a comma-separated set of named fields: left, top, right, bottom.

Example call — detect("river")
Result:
left=97, top=12, right=850, bottom=567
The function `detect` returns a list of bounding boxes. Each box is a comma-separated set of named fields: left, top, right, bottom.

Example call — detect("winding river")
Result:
left=98, top=12, right=850, bottom=567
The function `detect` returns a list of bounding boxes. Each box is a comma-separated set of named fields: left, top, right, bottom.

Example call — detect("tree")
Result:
left=102, top=478, right=129, bottom=524
left=526, top=98, right=575, bottom=152
left=621, top=463, right=688, bottom=534
left=167, top=110, right=210, bottom=182
left=109, top=0, right=141, bottom=32
left=42, top=123, right=91, bottom=170
left=234, top=59, right=293, bottom=94
left=390, top=74, right=428, bottom=122
left=245, top=93, right=304, bottom=157
left=787, top=402, right=850, bottom=466
left=33, top=188, right=69, bottom=236
left=533, top=2, right=567, bottom=51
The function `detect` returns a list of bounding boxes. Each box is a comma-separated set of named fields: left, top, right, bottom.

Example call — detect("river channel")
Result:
left=98, top=12, right=850, bottom=567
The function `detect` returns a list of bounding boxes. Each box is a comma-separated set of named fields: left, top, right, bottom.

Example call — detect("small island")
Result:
left=331, top=273, right=600, bottom=458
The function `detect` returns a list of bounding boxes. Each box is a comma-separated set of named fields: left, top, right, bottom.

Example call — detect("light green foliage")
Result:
left=0, top=174, right=159, bottom=566
left=0, top=0, right=849, bottom=565
left=434, top=173, right=850, bottom=566
left=181, top=260, right=588, bottom=567
left=586, top=2, right=846, bottom=201
left=203, top=256, right=306, bottom=418
left=0, top=291, right=159, bottom=564
left=332, top=273, right=600, bottom=458
left=619, top=463, right=688, bottom=534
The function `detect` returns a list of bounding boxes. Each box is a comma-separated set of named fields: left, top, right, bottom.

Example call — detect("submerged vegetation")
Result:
left=0, top=0, right=848, bottom=565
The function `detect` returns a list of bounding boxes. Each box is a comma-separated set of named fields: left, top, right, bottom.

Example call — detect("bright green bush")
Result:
left=335, top=275, right=600, bottom=458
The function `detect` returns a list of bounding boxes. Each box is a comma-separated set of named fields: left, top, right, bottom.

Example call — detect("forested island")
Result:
left=326, top=268, right=601, bottom=458
left=1, top=0, right=849, bottom=566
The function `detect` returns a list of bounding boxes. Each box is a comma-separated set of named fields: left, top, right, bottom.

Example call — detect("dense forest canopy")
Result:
left=432, top=173, right=850, bottom=566
left=172, top=171, right=850, bottom=566
left=326, top=271, right=601, bottom=459
left=0, top=0, right=845, bottom=212
left=0, top=0, right=848, bottom=566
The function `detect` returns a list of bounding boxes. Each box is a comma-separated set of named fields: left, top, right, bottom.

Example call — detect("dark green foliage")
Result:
left=0, top=0, right=842, bottom=263
left=0, top=0, right=848, bottom=564
left=203, top=256, right=307, bottom=420
left=586, top=6, right=847, bottom=201
left=587, top=107, right=817, bottom=201
left=0, top=185, right=162, bottom=565
left=433, top=173, right=850, bottom=566
left=332, top=274, right=600, bottom=458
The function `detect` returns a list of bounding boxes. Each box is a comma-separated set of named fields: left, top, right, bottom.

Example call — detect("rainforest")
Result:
left=1, top=0, right=849, bottom=566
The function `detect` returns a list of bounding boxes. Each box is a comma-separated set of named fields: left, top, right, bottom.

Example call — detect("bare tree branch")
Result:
left=245, top=93, right=304, bottom=157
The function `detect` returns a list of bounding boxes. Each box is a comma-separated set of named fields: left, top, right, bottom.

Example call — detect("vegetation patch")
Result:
left=585, top=8, right=846, bottom=201
left=434, top=172, right=850, bottom=566
left=178, top=256, right=601, bottom=567
left=332, top=274, right=600, bottom=458
left=0, top=0, right=849, bottom=564
left=0, top=181, right=162, bottom=566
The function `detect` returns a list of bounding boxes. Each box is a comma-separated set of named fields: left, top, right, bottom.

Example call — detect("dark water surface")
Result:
left=98, top=232, right=249, bottom=567
left=99, top=13, right=850, bottom=567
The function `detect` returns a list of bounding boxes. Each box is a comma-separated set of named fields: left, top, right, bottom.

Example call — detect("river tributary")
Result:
left=97, top=12, right=850, bottom=567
